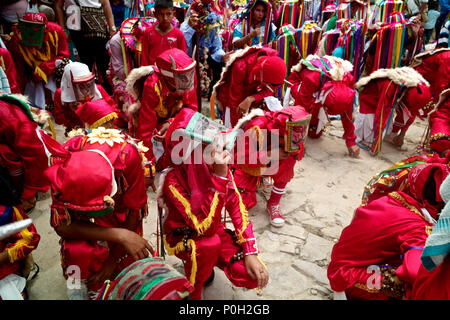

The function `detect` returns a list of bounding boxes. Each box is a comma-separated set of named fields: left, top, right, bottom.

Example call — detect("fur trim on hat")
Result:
left=290, top=55, right=354, bottom=81
left=355, top=67, right=430, bottom=90
left=412, top=47, right=450, bottom=67
left=125, top=66, right=155, bottom=101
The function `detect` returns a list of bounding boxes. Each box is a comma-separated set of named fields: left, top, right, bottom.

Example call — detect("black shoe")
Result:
left=204, top=269, right=215, bottom=287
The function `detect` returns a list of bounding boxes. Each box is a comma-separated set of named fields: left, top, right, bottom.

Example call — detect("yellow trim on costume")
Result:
left=7, top=207, right=35, bottom=263
left=168, top=185, right=219, bottom=235
left=16, top=31, right=59, bottom=84
left=230, top=172, right=250, bottom=244
left=389, top=192, right=427, bottom=221
left=88, top=112, right=118, bottom=129
left=163, top=236, right=198, bottom=285
left=154, top=81, right=168, bottom=119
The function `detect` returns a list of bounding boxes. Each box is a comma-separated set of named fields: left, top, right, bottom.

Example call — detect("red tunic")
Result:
left=134, top=71, right=197, bottom=164
left=429, top=93, right=450, bottom=153
left=214, top=47, right=280, bottom=127
left=163, top=169, right=259, bottom=299
left=51, top=132, right=148, bottom=289
left=287, top=68, right=357, bottom=147
left=413, top=49, right=450, bottom=102
left=8, top=21, right=69, bottom=84
left=0, top=48, right=21, bottom=94
left=53, top=84, right=116, bottom=132
left=327, top=192, right=434, bottom=299
left=140, top=26, right=187, bottom=67
left=410, top=256, right=450, bottom=299
left=0, top=205, right=40, bottom=280
left=0, top=100, right=52, bottom=200
left=231, top=114, right=304, bottom=209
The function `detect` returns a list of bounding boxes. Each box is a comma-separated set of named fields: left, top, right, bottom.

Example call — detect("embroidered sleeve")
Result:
left=226, top=173, right=259, bottom=256
left=165, top=172, right=227, bottom=236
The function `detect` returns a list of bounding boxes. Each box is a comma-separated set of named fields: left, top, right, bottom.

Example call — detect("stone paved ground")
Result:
left=26, top=104, right=428, bottom=300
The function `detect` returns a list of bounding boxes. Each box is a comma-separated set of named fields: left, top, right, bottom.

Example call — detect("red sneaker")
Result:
left=266, top=203, right=285, bottom=227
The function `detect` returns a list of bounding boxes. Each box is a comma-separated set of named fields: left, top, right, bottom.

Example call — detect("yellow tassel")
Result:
left=163, top=236, right=198, bottom=286
left=34, top=66, right=48, bottom=83
left=168, top=185, right=219, bottom=235
left=7, top=207, right=36, bottom=263
left=154, top=81, right=168, bottom=118
left=230, top=172, right=250, bottom=244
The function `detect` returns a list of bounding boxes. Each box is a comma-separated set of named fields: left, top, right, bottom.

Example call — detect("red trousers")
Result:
left=232, top=156, right=297, bottom=210
left=172, top=226, right=258, bottom=300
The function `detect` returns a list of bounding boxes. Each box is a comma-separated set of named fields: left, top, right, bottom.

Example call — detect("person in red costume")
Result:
left=158, top=106, right=269, bottom=300
left=0, top=94, right=59, bottom=212
left=0, top=47, right=21, bottom=94
left=354, top=67, right=434, bottom=155
left=46, top=127, right=152, bottom=300
left=428, top=89, right=450, bottom=155
left=411, top=48, right=450, bottom=102
left=0, top=205, right=40, bottom=300
left=74, top=99, right=118, bottom=130
left=286, top=55, right=359, bottom=158
left=140, top=0, right=187, bottom=67
left=125, top=48, right=198, bottom=177
left=53, top=61, right=118, bottom=136
left=327, top=162, right=450, bottom=300
left=213, top=46, right=287, bottom=128
left=7, top=12, right=69, bottom=109
left=229, top=106, right=311, bottom=227
left=410, top=174, right=450, bottom=300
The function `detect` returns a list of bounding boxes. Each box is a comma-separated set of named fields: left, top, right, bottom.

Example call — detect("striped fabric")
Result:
left=437, top=19, right=450, bottom=48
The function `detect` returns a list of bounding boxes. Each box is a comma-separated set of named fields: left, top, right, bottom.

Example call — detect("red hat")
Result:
left=75, top=99, right=118, bottom=129
left=258, top=56, right=287, bottom=86
left=44, top=149, right=117, bottom=216
left=156, top=48, right=196, bottom=78
left=322, top=81, right=356, bottom=115
left=402, top=83, right=434, bottom=120
left=272, top=106, right=311, bottom=153
left=408, top=163, right=450, bottom=206
left=21, top=12, right=47, bottom=24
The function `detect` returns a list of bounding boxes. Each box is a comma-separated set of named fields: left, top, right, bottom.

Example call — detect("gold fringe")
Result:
left=88, top=112, right=118, bottom=129
left=389, top=192, right=427, bottom=221
left=163, top=236, right=198, bottom=285
left=168, top=185, right=219, bottom=235
left=7, top=207, right=36, bottom=263
left=230, top=172, right=250, bottom=244
left=154, top=81, right=168, bottom=119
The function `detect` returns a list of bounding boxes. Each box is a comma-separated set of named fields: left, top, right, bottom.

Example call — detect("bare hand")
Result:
left=244, top=255, right=269, bottom=289
left=211, top=137, right=231, bottom=177
left=238, top=96, right=255, bottom=115
left=119, top=229, right=154, bottom=260
left=153, top=122, right=170, bottom=142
